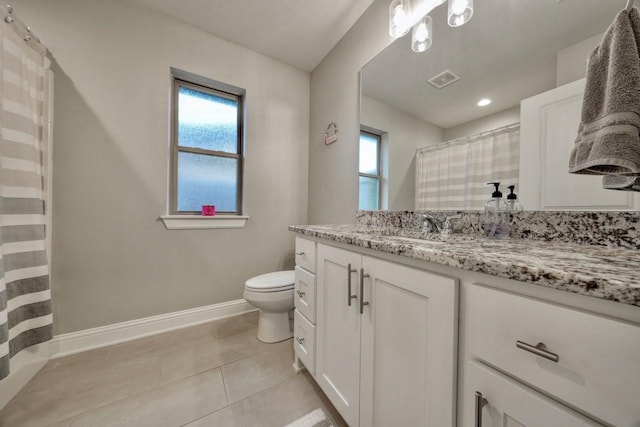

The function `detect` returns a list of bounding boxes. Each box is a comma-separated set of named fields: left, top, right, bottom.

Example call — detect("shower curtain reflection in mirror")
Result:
left=415, top=125, right=520, bottom=210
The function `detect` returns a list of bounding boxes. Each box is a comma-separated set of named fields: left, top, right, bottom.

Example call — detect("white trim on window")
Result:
left=160, top=215, right=250, bottom=230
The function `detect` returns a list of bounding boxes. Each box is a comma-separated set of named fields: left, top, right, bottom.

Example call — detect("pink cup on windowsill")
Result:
left=202, top=205, right=216, bottom=216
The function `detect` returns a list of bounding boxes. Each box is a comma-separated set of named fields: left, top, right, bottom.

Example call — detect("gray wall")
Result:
left=443, top=106, right=521, bottom=141
left=361, top=96, right=444, bottom=210
left=556, top=33, right=602, bottom=87
left=309, top=0, right=392, bottom=224
left=19, top=0, right=310, bottom=334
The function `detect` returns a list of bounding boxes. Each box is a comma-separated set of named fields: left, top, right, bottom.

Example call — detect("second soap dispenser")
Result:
left=506, top=185, right=524, bottom=212
left=484, top=182, right=509, bottom=239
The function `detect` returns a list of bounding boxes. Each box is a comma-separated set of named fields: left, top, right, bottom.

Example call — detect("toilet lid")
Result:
left=245, top=270, right=295, bottom=292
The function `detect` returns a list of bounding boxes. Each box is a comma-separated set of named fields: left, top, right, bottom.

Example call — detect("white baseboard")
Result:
left=49, top=299, right=256, bottom=359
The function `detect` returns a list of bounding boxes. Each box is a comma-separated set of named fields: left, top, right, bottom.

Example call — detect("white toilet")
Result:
left=243, top=270, right=295, bottom=343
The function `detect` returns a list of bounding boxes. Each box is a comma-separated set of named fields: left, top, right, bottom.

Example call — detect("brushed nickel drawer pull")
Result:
left=475, top=391, right=488, bottom=427
left=296, top=290, right=306, bottom=298
left=516, top=341, right=559, bottom=363
left=347, top=263, right=357, bottom=306
left=296, top=337, right=305, bottom=345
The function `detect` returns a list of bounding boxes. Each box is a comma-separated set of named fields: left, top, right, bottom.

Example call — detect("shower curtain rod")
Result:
left=416, top=122, right=520, bottom=154
left=1, top=3, right=47, bottom=50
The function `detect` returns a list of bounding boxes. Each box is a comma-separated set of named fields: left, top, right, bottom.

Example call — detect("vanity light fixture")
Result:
left=448, top=0, right=473, bottom=27
left=389, top=0, right=472, bottom=54
left=477, top=98, right=492, bottom=107
left=411, top=15, right=433, bottom=52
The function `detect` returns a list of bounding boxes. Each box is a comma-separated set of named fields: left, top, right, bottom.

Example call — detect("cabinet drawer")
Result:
left=294, top=309, right=316, bottom=375
left=295, top=237, right=316, bottom=273
left=466, top=360, right=600, bottom=427
left=468, top=285, right=640, bottom=427
left=295, top=266, right=316, bottom=323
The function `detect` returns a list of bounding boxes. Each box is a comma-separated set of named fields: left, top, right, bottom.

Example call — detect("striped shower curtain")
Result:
left=0, top=16, right=52, bottom=380
left=415, top=126, right=520, bottom=210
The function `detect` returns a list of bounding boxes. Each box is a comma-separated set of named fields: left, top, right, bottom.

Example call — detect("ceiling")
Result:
left=124, top=0, right=374, bottom=72
left=361, top=0, right=626, bottom=129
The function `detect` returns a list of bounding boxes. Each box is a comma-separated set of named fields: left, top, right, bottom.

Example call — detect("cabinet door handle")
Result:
left=359, top=268, right=370, bottom=314
left=296, top=337, right=305, bottom=345
left=474, top=391, right=488, bottom=427
left=296, top=290, right=305, bottom=298
left=347, top=263, right=357, bottom=306
left=295, top=251, right=305, bottom=256
left=516, top=341, right=559, bottom=363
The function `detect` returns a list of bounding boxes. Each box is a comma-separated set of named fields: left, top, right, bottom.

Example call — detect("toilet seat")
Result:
left=245, top=271, right=294, bottom=293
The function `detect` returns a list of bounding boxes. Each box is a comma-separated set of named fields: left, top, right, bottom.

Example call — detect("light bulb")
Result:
left=448, top=0, right=473, bottom=27
left=389, top=0, right=411, bottom=38
left=477, top=98, right=491, bottom=107
left=411, top=16, right=432, bottom=53
left=393, top=5, right=407, bottom=26
left=451, top=0, right=466, bottom=15
left=414, top=22, right=428, bottom=42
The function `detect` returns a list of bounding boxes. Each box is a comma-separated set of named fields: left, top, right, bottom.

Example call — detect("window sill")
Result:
left=160, top=215, right=250, bottom=230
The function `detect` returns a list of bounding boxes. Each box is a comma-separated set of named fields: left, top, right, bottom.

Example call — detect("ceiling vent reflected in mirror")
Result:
left=427, top=69, right=460, bottom=89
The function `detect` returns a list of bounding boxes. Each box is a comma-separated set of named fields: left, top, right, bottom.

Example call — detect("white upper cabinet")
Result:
left=519, top=78, right=637, bottom=210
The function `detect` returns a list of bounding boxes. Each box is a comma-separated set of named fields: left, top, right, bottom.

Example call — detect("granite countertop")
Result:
left=289, top=224, right=640, bottom=307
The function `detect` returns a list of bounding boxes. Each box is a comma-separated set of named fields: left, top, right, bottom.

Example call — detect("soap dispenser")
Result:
left=506, top=185, right=524, bottom=212
left=484, top=182, right=509, bottom=239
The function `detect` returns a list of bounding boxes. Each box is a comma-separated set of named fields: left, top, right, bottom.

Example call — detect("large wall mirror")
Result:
left=360, top=0, right=638, bottom=211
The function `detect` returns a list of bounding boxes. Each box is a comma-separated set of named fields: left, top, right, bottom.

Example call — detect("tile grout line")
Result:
left=220, top=366, right=231, bottom=408
left=153, top=334, right=280, bottom=391
left=178, top=370, right=304, bottom=427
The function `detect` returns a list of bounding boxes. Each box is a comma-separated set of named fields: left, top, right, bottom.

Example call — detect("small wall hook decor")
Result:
left=324, top=121, right=338, bottom=145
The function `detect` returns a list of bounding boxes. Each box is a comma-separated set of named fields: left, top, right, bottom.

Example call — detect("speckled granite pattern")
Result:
left=356, top=210, right=640, bottom=249
left=288, top=224, right=640, bottom=307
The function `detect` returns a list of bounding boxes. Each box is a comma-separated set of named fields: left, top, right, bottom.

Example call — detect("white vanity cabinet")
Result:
left=316, top=243, right=458, bottom=427
left=465, top=284, right=640, bottom=427
left=520, top=78, right=638, bottom=210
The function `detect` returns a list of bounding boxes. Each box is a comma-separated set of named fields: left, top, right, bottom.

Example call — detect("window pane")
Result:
left=178, top=86, right=238, bottom=153
left=359, top=133, right=379, bottom=174
left=177, top=151, right=238, bottom=212
left=359, top=176, right=380, bottom=210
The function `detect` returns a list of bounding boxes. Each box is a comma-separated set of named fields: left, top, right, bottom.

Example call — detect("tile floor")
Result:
left=0, top=311, right=346, bottom=427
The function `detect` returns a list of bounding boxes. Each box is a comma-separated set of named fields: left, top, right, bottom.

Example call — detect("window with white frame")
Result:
left=359, top=130, right=382, bottom=210
left=170, top=70, right=244, bottom=214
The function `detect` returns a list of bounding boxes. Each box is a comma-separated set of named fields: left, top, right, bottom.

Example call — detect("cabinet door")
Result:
left=466, top=361, right=602, bottom=427
left=316, top=244, right=362, bottom=427
left=360, top=256, right=458, bottom=427
left=520, top=78, right=636, bottom=210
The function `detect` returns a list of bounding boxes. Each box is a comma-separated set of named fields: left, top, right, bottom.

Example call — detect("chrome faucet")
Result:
left=422, top=213, right=443, bottom=233
left=423, top=213, right=462, bottom=235
left=441, top=215, right=462, bottom=236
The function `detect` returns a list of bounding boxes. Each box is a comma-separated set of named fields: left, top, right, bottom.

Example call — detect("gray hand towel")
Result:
left=568, top=7, right=640, bottom=175
left=603, top=175, right=640, bottom=191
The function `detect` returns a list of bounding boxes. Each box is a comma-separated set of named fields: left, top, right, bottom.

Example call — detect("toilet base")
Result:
left=257, top=310, right=293, bottom=343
